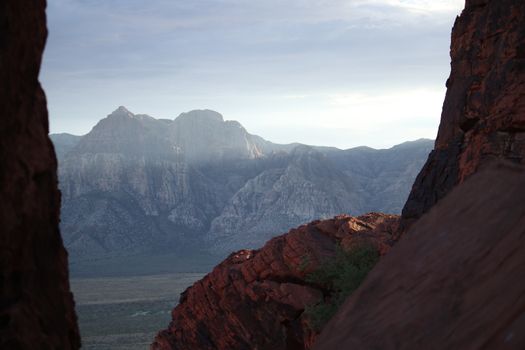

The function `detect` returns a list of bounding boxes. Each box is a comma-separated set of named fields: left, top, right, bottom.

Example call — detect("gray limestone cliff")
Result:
left=52, top=107, right=433, bottom=261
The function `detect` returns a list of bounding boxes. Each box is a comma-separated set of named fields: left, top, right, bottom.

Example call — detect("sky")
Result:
left=42, top=0, right=465, bottom=149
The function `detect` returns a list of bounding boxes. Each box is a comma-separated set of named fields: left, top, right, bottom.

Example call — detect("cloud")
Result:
left=43, top=0, right=461, bottom=148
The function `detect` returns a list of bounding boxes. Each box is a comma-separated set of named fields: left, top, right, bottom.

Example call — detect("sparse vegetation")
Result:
left=297, top=254, right=312, bottom=272
left=304, top=244, right=379, bottom=331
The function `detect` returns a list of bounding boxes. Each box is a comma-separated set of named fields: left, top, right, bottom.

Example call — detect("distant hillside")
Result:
left=51, top=107, right=433, bottom=262
left=50, top=133, right=82, bottom=159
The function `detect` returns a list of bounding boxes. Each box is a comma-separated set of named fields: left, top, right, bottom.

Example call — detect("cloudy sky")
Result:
left=42, top=0, right=465, bottom=149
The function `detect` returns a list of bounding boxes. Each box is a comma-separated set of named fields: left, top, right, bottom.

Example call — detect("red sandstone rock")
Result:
left=402, top=0, right=525, bottom=226
left=0, top=1, right=80, bottom=348
left=313, top=1, right=525, bottom=348
left=157, top=1, right=525, bottom=349
left=314, top=161, right=525, bottom=350
left=151, top=214, right=399, bottom=350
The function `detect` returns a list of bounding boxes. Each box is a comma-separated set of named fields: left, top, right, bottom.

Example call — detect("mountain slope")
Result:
left=53, top=108, right=432, bottom=262
left=322, top=139, right=433, bottom=213
left=49, top=133, right=82, bottom=160
left=207, top=146, right=363, bottom=252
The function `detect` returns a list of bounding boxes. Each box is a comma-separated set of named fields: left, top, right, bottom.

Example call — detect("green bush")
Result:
left=304, top=244, right=379, bottom=331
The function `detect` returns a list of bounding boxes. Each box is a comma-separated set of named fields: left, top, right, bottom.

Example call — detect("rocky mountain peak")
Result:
left=175, top=109, right=224, bottom=123
left=108, top=105, right=135, bottom=119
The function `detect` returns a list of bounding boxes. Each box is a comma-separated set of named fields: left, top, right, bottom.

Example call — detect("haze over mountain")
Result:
left=51, top=107, right=432, bottom=266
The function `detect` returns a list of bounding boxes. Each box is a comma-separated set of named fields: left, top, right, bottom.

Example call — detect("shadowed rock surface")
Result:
left=314, top=1, right=525, bottom=349
left=0, top=0, right=80, bottom=348
left=151, top=213, right=399, bottom=350
left=314, top=161, right=525, bottom=350
left=402, top=0, right=525, bottom=226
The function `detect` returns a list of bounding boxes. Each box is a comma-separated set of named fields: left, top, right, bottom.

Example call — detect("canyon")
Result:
left=0, top=0, right=523, bottom=349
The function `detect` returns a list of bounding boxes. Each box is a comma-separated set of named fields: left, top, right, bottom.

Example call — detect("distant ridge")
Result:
left=51, top=107, right=433, bottom=268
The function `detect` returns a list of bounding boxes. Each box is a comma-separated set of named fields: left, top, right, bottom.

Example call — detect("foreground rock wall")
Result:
left=402, top=0, right=525, bottom=225
left=315, top=162, right=525, bottom=350
left=152, top=214, right=399, bottom=350
left=314, top=0, right=525, bottom=348
left=0, top=1, right=80, bottom=348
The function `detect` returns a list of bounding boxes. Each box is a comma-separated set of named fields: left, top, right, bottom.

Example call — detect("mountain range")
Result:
left=51, top=107, right=433, bottom=264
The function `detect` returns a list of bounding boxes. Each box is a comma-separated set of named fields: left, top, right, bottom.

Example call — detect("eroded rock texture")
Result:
left=0, top=1, right=80, bottom=348
left=314, top=162, right=525, bottom=350
left=402, top=0, right=525, bottom=225
left=314, top=1, right=525, bottom=348
left=152, top=213, right=399, bottom=350
left=52, top=106, right=430, bottom=263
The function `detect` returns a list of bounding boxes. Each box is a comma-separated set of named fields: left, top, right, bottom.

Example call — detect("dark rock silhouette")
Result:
left=402, top=0, right=525, bottom=227
left=151, top=214, right=399, bottom=350
left=0, top=1, right=80, bottom=348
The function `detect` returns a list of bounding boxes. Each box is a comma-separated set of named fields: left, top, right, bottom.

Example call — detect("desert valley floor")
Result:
left=71, top=273, right=204, bottom=350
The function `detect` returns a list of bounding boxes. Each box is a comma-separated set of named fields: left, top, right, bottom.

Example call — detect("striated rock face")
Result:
left=0, top=1, right=80, bottom=349
left=151, top=213, right=399, bottom=350
left=53, top=107, right=431, bottom=263
left=314, top=161, right=525, bottom=350
left=57, top=107, right=266, bottom=260
left=207, top=146, right=363, bottom=252
left=402, top=0, right=525, bottom=225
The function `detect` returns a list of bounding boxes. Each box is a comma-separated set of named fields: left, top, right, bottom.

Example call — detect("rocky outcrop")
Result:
left=402, top=0, right=525, bottom=226
left=314, top=162, right=525, bottom=350
left=54, top=108, right=431, bottom=263
left=0, top=1, right=80, bottom=349
left=151, top=213, right=399, bottom=350
left=313, top=1, right=525, bottom=349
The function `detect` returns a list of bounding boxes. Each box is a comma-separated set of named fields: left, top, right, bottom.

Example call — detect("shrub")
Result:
left=304, top=244, right=379, bottom=331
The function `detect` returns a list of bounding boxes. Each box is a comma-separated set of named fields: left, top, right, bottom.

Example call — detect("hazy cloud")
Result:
left=42, top=0, right=464, bottom=148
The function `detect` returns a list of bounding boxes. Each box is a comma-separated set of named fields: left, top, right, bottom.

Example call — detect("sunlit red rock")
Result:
left=151, top=214, right=399, bottom=350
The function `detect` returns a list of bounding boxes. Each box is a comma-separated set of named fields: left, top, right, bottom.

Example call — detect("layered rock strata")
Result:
left=54, top=107, right=431, bottom=261
left=152, top=213, right=399, bottom=350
